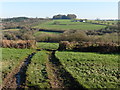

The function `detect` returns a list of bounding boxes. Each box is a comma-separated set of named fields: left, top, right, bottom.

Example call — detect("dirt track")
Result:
left=1, top=50, right=85, bottom=89
left=1, top=52, right=36, bottom=90
left=46, top=50, right=85, bottom=89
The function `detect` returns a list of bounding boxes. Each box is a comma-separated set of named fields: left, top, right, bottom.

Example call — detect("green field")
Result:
left=33, top=20, right=106, bottom=31
left=37, top=42, right=59, bottom=50
left=55, top=51, right=119, bottom=88
left=2, top=42, right=119, bottom=88
left=34, top=31, right=61, bottom=36
left=87, top=20, right=118, bottom=26
left=1, top=48, right=34, bottom=80
left=26, top=51, right=50, bottom=88
left=2, top=29, right=20, bottom=32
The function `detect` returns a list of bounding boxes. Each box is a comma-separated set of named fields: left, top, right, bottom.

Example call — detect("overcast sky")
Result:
left=1, top=1, right=118, bottom=19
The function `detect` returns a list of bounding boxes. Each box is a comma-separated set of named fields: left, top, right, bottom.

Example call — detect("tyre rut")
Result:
left=46, top=50, right=86, bottom=89
left=1, top=52, right=36, bottom=90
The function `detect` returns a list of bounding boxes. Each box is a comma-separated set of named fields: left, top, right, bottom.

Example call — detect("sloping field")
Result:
left=2, top=29, right=20, bottom=32
left=26, top=51, right=50, bottom=88
left=1, top=48, right=34, bottom=83
left=34, top=31, right=62, bottom=36
left=33, top=20, right=106, bottom=31
left=55, top=51, right=119, bottom=88
left=37, top=42, right=59, bottom=50
left=1, top=43, right=119, bottom=89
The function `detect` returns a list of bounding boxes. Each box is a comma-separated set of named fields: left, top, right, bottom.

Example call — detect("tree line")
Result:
left=53, top=14, right=77, bottom=19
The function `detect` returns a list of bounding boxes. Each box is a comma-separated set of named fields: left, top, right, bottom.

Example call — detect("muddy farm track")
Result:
left=1, top=52, right=36, bottom=89
left=46, top=50, right=86, bottom=89
left=1, top=50, right=86, bottom=89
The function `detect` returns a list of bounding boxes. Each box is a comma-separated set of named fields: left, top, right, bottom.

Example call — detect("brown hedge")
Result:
left=58, top=41, right=119, bottom=53
left=1, top=40, right=36, bottom=49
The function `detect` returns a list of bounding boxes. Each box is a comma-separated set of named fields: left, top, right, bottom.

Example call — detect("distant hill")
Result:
left=2, top=17, right=29, bottom=22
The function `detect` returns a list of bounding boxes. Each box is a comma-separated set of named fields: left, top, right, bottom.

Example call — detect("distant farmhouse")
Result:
left=72, top=19, right=86, bottom=22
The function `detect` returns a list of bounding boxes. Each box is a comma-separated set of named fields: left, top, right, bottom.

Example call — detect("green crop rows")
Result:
left=2, top=44, right=119, bottom=88
left=55, top=51, right=119, bottom=88
left=26, top=51, right=50, bottom=88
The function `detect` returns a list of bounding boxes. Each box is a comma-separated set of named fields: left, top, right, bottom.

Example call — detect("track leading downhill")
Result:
left=1, top=52, right=36, bottom=89
left=46, top=50, right=86, bottom=89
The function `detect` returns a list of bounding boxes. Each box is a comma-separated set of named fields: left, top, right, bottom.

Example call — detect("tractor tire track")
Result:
left=46, top=50, right=86, bottom=89
left=1, top=52, right=36, bottom=90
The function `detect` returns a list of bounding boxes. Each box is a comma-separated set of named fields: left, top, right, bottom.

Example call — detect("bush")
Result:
left=53, top=21, right=60, bottom=25
left=58, top=41, right=119, bottom=53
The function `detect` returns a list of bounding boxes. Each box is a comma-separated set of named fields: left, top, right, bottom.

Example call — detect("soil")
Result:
left=1, top=52, right=36, bottom=90
left=46, top=50, right=86, bottom=89
left=1, top=50, right=86, bottom=89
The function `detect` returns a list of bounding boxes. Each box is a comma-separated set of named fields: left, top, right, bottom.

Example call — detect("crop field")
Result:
left=33, top=20, right=106, bottom=31
left=1, top=46, right=119, bottom=89
left=1, top=3, right=119, bottom=89
left=26, top=51, right=50, bottom=88
left=1, top=48, right=34, bottom=80
left=37, top=42, right=59, bottom=50
left=55, top=51, right=119, bottom=88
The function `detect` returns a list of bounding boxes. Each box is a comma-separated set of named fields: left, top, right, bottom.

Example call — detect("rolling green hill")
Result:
left=33, top=20, right=106, bottom=31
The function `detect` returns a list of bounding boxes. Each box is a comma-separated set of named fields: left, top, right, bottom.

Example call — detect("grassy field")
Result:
left=2, top=29, right=20, bottom=32
left=34, top=31, right=61, bottom=36
left=1, top=48, right=34, bottom=81
left=1, top=42, right=119, bottom=88
left=33, top=20, right=106, bottom=31
left=55, top=51, right=119, bottom=88
left=87, top=20, right=118, bottom=26
left=26, top=51, right=50, bottom=88
left=36, top=42, right=59, bottom=50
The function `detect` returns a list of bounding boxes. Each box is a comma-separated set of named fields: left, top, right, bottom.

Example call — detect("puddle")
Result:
left=15, top=52, right=36, bottom=88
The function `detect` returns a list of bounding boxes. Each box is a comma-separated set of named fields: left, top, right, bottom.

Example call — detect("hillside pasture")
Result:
left=87, top=20, right=118, bottom=26
left=1, top=48, right=34, bottom=81
left=33, top=20, right=106, bottom=31
left=55, top=51, right=119, bottom=88
left=26, top=51, right=50, bottom=88
left=2, top=29, right=20, bottom=32
left=34, top=31, right=62, bottom=36
left=36, top=42, right=59, bottom=50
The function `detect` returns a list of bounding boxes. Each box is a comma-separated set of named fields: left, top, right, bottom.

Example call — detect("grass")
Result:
left=2, top=29, right=20, bottom=32
left=1, top=48, right=34, bottom=80
left=55, top=51, right=119, bottom=88
left=33, top=19, right=106, bottom=31
left=34, top=31, right=61, bottom=36
left=36, top=42, right=59, bottom=50
left=87, top=20, right=118, bottom=26
left=26, top=51, right=50, bottom=88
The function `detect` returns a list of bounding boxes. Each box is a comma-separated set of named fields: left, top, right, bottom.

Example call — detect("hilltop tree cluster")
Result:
left=53, top=14, right=77, bottom=19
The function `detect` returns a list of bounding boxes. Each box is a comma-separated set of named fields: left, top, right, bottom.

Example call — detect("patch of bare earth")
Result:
left=46, top=60, right=64, bottom=88
left=1, top=60, right=25, bottom=89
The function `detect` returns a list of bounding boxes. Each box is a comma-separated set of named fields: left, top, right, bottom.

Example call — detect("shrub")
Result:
left=2, top=40, right=36, bottom=48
